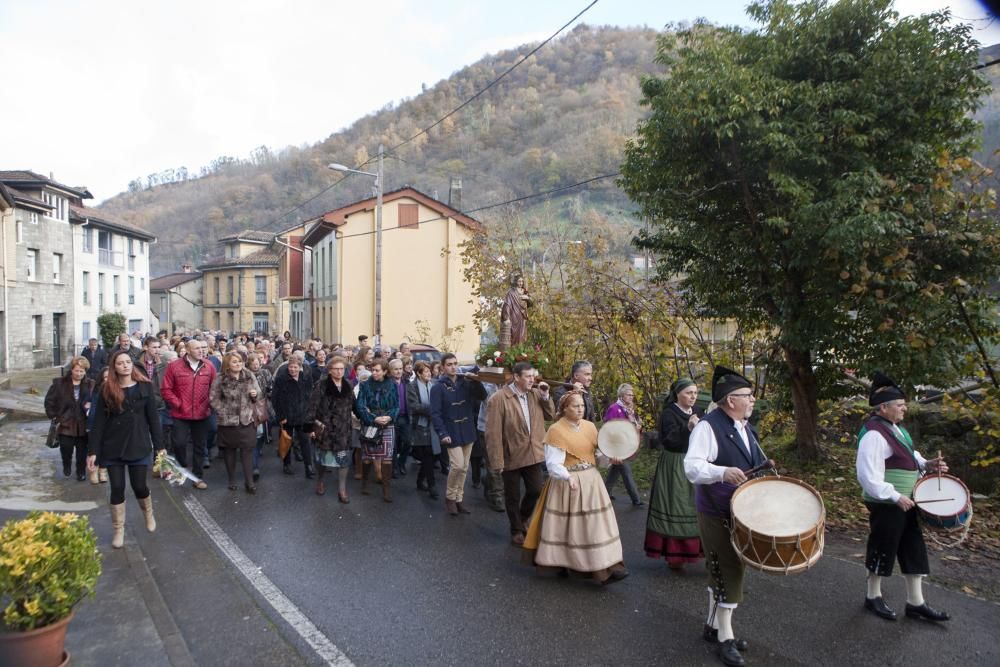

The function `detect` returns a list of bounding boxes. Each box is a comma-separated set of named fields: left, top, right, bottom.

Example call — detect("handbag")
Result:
left=45, top=419, right=60, bottom=449
left=360, top=425, right=382, bottom=447
left=252, top=398, right=269, bottom=426
left=277, top=427, right=293, bottom=459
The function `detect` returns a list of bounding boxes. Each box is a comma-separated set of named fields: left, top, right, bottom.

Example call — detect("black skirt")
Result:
left=217, top=424, right=257, bottom=450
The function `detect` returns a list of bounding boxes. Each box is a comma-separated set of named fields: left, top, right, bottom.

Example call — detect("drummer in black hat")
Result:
left=683, top=366, right=763, bottom=667
left=856, top=372, right=950, bottom=623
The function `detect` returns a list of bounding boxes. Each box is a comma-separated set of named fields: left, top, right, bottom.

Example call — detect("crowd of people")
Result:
left=45, top=332, right=952, bottom=667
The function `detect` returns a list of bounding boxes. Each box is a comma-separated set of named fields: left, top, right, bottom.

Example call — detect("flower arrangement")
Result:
left=154, top=450, right=203, bottom=487
left=477, top=342, right=550, bottom=374
left=0, top=511, right=101, bottom=631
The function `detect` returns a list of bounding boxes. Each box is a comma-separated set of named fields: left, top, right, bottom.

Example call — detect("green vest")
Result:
left=857, top=421, right=918, bottom=504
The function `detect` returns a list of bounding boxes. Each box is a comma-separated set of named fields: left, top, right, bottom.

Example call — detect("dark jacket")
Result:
left=430, top=375, right=486, bottom=447
left=272, top=369, right=314, bottom=427
left=307, top=376, right=354, bottom=453
left=658, top=402, right=704, bottom=453
left=88, top=382, right=163, bottom=462
left=552, top=383, right=597, bottom=423
left=407, top=378, right=441, bottom=454
left=355, top=377, right=399, bottom=426
left=81, top=347, right=108, bottom=381
left=44, top=376, right=96, bottom=437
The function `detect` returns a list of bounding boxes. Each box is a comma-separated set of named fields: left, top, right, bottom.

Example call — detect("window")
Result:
left=52, top=253, right=62, bottom=282
left=127, top=239, right=135, bottom=271
left=213, top=277, right=220, bottom=304
left=255, top=276, right=267, bottom=304
left=82, top=271, right=90, bottom=305
left=81, top=321, right=90, bottom=344
left=159, top=296, right=167, bottom=317
left=398, top=203, right=419, bottom=229
left=226, top=276, right=234, bottom=303
left=15, top=221, right=22, bottom=244
left=41, top=192, right=66, bottom=221
left=253, top=312, right=269, bottom=333
left=83, top=227, right=93, bottom=253
left=128, top=319, right=142, bottom=334
left=128, top=276, right=135, bottom=304
left=113, top=275, right=120, bottom=306
left=29, top=212, right=38, bottom=224
left=139, top=240, right=145, bottom=255
left=98, top=273, right=105, bottom=308
left=227, top=311, right=235, bottom=333
left=214, top=311, right=221, bottom=329
left=26, top=249, right=38, bottom=280
left=32, top=315, right=43, bottom=350
left=140, top=277, right=145, bottom=290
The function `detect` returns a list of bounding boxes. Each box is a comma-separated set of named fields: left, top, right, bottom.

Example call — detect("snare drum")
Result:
left=912, top=473, right=972, bottom=532
left=729, top=476, right=825, bottom=575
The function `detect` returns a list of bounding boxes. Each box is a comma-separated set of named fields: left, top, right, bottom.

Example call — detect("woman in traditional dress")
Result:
left=500, top=274, right=531, bottom=347
left=354, top=359, right=398, bottom=502
left=209, top=352, right=262, bottom=494
left=307, top=356, right=354, bottom=502
left=523, top=390, right=629, bottom=584
left=644, top=378, right=704, bottom=569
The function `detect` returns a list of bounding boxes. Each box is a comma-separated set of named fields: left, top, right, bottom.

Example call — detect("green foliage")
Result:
left=942, top=387, right=1000, bottom=469
left=97, top=312, right=127, bottom=351
left=620, top=0, right=1000, bottom=456
left=0, top=512, right=101, bottom=631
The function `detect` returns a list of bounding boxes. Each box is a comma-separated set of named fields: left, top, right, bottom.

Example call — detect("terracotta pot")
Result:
left=0, top=611, right=73, bottom=667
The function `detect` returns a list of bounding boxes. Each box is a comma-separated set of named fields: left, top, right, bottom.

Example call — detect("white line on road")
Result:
left=182, top=496, right=354, bottom=667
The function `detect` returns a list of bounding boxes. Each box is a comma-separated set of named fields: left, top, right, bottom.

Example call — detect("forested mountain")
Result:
left=102, top=24, right=664, bottom=275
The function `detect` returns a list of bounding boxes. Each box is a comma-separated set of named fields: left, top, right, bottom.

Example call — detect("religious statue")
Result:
left=499, top=274, right=530, bottom=350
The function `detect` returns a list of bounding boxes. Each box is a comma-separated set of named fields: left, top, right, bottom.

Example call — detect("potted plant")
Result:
left=0, top=511, right=102, bottom=667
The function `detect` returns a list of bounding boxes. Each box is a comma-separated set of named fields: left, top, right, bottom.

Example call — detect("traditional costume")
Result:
left=645, top=378, right=704, bottom=567
left=856, top=372, right=950, bottom=622
left=522, top=417, right=627, bottom=583
left=684, top=366, right=759, bottom=667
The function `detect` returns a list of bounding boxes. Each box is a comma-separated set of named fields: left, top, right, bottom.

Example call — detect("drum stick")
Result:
left=743, top=459, right=776, bottom=476
left=937, top=450, right=942, bottom=491
left=915, top=498, right=955, bottom=504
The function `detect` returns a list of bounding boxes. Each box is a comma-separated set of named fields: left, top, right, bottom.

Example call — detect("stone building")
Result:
left=150, top=264, right=203, bottom=336
left=198, top=230, right=279, bottom=334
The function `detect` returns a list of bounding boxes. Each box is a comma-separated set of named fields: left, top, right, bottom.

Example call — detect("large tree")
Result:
left=620, top=0, right=999, bottom=459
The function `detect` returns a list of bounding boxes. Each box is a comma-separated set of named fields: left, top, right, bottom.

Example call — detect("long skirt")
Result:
left=523, top=466, right=624, bottom=580
left=361, top=424, right=395, bottom=462
left=644, top=450, right=703, bottom=565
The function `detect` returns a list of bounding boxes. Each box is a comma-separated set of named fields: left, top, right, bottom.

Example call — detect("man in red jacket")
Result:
left=160, top=339, right=216, bottom=488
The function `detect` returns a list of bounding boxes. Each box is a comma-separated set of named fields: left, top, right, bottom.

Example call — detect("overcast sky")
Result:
left=1, top=0, right=996, bottom=202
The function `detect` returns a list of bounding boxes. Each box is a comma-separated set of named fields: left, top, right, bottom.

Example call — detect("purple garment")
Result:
left=396, top=380, right=407, bottom=416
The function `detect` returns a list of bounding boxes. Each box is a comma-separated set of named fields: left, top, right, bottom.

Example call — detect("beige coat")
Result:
left=485, top=384, right=555, bottom=471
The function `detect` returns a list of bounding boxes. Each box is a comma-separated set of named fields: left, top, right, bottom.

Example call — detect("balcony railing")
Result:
left=98, top=248, right=123, bottom=268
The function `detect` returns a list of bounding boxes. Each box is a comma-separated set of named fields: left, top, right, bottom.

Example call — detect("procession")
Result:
left=35, top=308, right=972, bottom=667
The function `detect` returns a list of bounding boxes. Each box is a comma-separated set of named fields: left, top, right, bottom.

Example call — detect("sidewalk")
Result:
left=0, top=417, right=194, bottom=667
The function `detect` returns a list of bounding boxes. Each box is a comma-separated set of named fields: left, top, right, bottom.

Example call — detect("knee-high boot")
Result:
left=381, top=461, right=393, bottom=503
left=353, top=448, right=363, bottom=480
left=138, top=496, right=156, bottom=532
left=110, top=503, right=126, bottom=549
left=361, top=462, right=371, bottom=495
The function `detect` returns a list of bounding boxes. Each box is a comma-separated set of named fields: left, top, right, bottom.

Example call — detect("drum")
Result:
left=913, top=473, right=972, bottom=531
left=597, top=420, right=639, bottom=460
left=729, top=476, right=825, bottom=575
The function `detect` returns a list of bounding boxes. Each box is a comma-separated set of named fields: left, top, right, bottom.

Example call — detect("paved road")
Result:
left=3, top=420, right=998, bottom=666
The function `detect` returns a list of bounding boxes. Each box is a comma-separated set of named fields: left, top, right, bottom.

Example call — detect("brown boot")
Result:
left=445, top=499, right=459, bottom=515
left=456, top=501, right=471, bottom=514
left=353, top=449, right=363, bottom=480
left=381, top=462, right=393, bottom=502
left=110, top=503, right=126, bottom=548
left=361, top=462, right=371, bottom=495
left=137, top=496, right=156, bottom=532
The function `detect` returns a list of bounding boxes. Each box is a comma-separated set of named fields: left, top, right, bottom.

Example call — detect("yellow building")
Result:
left=302, top=187, right=481, bottom=358
left=198, top=230, right=279, bottom=335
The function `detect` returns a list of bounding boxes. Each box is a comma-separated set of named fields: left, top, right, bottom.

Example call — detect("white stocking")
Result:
left=716, top=604, right=737, bottom=642
left=706, top=588, right=718, bottom=629
left=866, top=572, right=883, bottom=599
left=904, top=574, right=925, bottom=606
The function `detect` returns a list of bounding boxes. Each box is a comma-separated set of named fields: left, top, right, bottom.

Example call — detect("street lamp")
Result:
left=329, top=143, right=384, bottom=346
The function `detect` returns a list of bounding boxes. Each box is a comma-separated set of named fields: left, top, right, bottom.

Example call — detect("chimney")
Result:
left=448, top=177, right=462, bottom=211
left=49, top=171, right=55, bottom=180
left=181, top=263, right=193, bottom=273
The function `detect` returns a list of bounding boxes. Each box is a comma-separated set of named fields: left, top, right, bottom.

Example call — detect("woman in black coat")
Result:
left=307, top=356, right=354, bottom=502
left=45, top=356, right=96, bottom=481
left=273, top=357, right=315, bottom=478
left=87, top=350, right=164, bottom=549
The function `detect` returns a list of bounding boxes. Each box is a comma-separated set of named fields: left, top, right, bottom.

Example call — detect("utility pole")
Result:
left=375, top=143, right=383, bottom=346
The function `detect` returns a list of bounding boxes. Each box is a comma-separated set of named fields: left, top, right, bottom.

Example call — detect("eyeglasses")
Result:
left=729, top=393, right=755, bottom=400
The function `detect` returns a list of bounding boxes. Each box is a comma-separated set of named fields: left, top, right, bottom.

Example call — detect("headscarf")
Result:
left=668, top=377, right=695, bottom=404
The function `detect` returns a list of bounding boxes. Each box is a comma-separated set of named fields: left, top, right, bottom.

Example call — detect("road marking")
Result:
left=183, top=496, right=354, bottom=666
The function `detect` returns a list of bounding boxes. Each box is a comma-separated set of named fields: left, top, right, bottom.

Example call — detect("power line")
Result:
left=255, top=0, right=600, bottom=231
left=331, top=172, right=620, bottom=241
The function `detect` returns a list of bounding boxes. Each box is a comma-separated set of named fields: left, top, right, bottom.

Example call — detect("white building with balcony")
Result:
left=70, top=205, right=156, bottom=350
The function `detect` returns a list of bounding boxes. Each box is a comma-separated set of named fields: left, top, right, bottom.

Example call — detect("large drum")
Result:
left=913, top=473, right=972, bottom=532
left=729, top=476, right=825, bottom=575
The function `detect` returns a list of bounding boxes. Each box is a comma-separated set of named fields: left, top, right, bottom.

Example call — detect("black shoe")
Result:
left=203, top=461, right=211, bottom=470
left=391, top=469, right=399, bottom=480
left=76, top=472, right=86, bottom=482
left=428, top=488, right=440, bottom=500
left=253, top=469, right=260, bottom=482
left=397, top=463, right=407, bottom=477
left=864, top=596, right=897, bottom=621
left=905, top=602, right=950, bottom=622
left=283, top=464, right=294, bottom=475
left=718, top=639, right=745, bottom=667
left=703, top=626, right=749, bottom=651
left=305, top=466, right=315, bottom=479
left=416, top=479, right=428, bottom=492
left=608, top=493, right=616, bottom=500
left=632, top=500, right=645, bottom=507
left=294, top=449, right=303, bottom=462
left=489, top=503, right=506, bottom=513
left=63, top=464, right=72, bottom=477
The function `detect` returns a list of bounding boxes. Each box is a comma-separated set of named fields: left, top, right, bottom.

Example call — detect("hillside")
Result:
left=102, top=24, right=663, bottom=275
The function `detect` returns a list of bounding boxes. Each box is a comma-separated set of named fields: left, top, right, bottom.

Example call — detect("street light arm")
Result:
left=328, top=163, right=377, bottom=178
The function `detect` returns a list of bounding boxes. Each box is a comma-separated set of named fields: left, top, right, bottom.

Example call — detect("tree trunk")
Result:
left=783, top=345, right=821, bottom=461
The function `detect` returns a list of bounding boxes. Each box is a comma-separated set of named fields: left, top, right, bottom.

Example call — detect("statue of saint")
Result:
left=500, top=274, right=530, bottom=350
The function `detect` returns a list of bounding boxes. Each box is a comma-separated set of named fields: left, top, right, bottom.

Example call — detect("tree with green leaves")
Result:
left=97, top=312, right=127, bottom=352
left=620, top=0, right=999, bottom=459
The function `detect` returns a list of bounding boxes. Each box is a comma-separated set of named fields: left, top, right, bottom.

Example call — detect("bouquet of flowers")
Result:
left=477, top=342, right=550, bottom=374
left=154, top=450, right=204, bottom=487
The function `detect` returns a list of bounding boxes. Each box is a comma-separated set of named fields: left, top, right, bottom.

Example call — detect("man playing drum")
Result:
left=684, top=366, right=762, bottom=667
left=856, top=372, right=950, bottom=623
